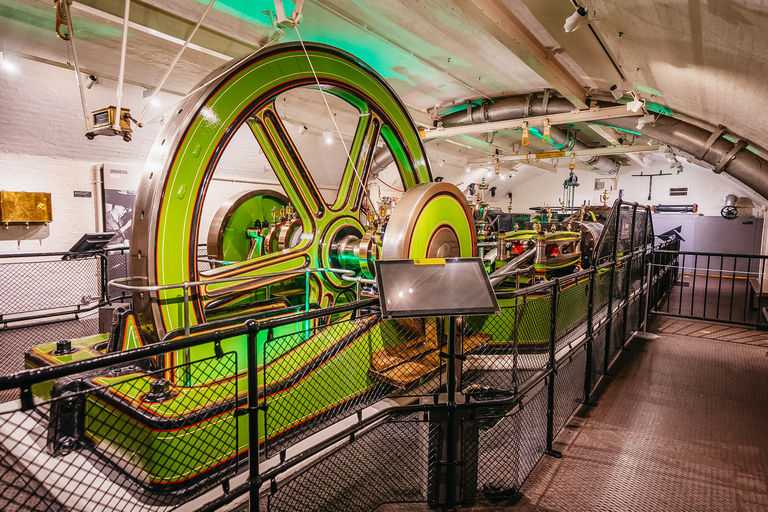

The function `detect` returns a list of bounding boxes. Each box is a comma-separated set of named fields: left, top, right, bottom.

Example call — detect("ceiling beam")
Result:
left=73, top=0, right=261, bottom=59
left=491, top=144, right=660, bottom=162
left=589, top=123, right=651, bottom=168
left=421, top=105, right=640, bottom=139
left=453, top=0, right=589, bottom=108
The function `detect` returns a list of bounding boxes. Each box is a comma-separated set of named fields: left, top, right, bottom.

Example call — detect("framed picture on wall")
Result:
left=102, top=163, right=142, bottom=246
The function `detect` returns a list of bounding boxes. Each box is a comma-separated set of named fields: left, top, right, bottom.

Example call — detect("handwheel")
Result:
left=130, top=42, right=432, bottom=345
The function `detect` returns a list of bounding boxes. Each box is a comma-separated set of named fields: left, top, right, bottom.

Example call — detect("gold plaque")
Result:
left=0, top=191, right=53, bottom=223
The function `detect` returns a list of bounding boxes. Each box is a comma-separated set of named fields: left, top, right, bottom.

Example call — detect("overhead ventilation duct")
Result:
left=439, top=95, right=621, bottom=175
left=599, top=115, right=768, bottom=200
left=371, top=93, right=768, bottom=200
left=437, top=94, right=768, bottom=199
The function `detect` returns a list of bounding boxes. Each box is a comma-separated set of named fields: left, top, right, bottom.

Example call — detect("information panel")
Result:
left=375, top=258, right=500, bottom=318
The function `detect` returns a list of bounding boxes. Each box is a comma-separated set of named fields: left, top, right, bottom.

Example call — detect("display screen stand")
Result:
left=375, top=257, right=500, bottom=319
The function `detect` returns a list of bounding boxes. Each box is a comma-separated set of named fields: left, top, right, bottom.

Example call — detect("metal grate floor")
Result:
left=512, top=318, right=768, bottom=512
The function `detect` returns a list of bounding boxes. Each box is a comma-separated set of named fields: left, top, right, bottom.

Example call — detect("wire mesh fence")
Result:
left=261, top=413, right=433, bottom=511
left=0, top=201, right=674, bottom=512
left=0, top=352, right=239, bottom=512
left=0, top=256, right=102, bottom=320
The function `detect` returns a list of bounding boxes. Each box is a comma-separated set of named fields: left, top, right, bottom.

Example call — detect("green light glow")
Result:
left=617, top=98, right=674, bottom=116
left=590, top=123, right=643, bottom=137
left=633, top=82, right=663, bottom=97
left=206, top=0, right=280, bottom=26
left=645, top=103, right=674, bottom=116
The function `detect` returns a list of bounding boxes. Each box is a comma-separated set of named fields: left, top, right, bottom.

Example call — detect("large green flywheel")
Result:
left=130, top=43, right=476, bottom=379
left=131, top=43, right=434, bottom=344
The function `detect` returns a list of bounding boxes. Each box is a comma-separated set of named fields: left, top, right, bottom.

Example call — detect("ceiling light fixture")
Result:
left=323, top=131, right=334, bottom=145
left=465, top=165, right=471, bottom=173
left=564, top=5, right=590, bottom=33
left=626, top=92, right=644, bottom=113
left=299, top=125, right=308, bottom=135
left=86, top=75, right=99, bottom=89
left=439, top=159, right=446, bottom=167
left=0, top=52, right=17, bottom=73
left=636, top=113, right=655, bottom=130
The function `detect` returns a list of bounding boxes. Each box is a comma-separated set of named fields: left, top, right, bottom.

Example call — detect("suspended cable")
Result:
left=294, top=24, right=377, bottom=213
left=141, top=37, right=283, bottom=126
left=113, top=0, right=131, bottom=132
left=137, top=0, right=217, bottom=125
left=59, top=0, right=91, bottom=131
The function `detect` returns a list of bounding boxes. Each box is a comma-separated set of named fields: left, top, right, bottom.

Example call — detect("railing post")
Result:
left=579, top=270, right=597, bottom=406
left=603, top=204, right=622, bottom=375
left=637, top=210, right=649, bottom=331
left=545, top=280, right=562, bottom=458
left=245, top=323, right=262, bottom=512
left=443, top=315, right=462, bottom=511
left=621, top=206, right=637, bottom=347
left=100, top=252, right=110, bottom=305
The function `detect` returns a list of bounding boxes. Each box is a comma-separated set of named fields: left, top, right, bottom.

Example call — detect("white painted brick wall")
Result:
left=0, top=58, right=164, bottom=252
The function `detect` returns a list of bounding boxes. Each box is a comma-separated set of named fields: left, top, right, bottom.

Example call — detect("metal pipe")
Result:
left=440, top=92, right=768, bottom=197
left=604, top=115, right=768, bottom=200
left=440, top=95, right=621, bottom=174
left=113, top=0, right=131, bottom=132
left=488, top=247, right=536, bottom=287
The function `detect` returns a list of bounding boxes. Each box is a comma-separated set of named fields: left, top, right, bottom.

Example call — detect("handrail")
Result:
left=654, top=249, right=768, bottom=258
left=107, top=267, right=371, bottom=293
left=109, top=266, right=376, bottom=337
left=0, top=297, right=378, bottom=392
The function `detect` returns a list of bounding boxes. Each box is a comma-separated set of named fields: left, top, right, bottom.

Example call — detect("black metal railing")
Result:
left=0, top=200, right=673, bottom=512
left=649, top=245, right=768, bottom=328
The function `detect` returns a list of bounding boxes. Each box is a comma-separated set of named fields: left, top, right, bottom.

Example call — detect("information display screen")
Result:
left=375, top=258, right=500, bottom=318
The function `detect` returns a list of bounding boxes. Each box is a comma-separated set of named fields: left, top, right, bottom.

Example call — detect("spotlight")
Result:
left=439, top=159, right=446, bottom=167
left=85, top=74, right=99, bottom=89
left=465, top=165, right=471, bottom=173
left=323, top=131, right=334, bottom=144
left=610, top=84, right=623, bottom=100
left=626, top=92, right=644, bottom=113
left=486, top=171, right=492, bottom=177
left=299, top=125, right=308, bottom=135
left=636, top=114, right=655, bottom=130
left=564, top=6, right=589, bottom=33
left=0, top=52, right=17, bottom=73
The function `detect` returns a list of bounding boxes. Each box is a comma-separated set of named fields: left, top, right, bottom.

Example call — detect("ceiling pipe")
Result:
left=439, top=94, right=621, bottom=174
left=598, top=115, right=768, bottom=199
left=438, top=93, right=768, bottom=196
